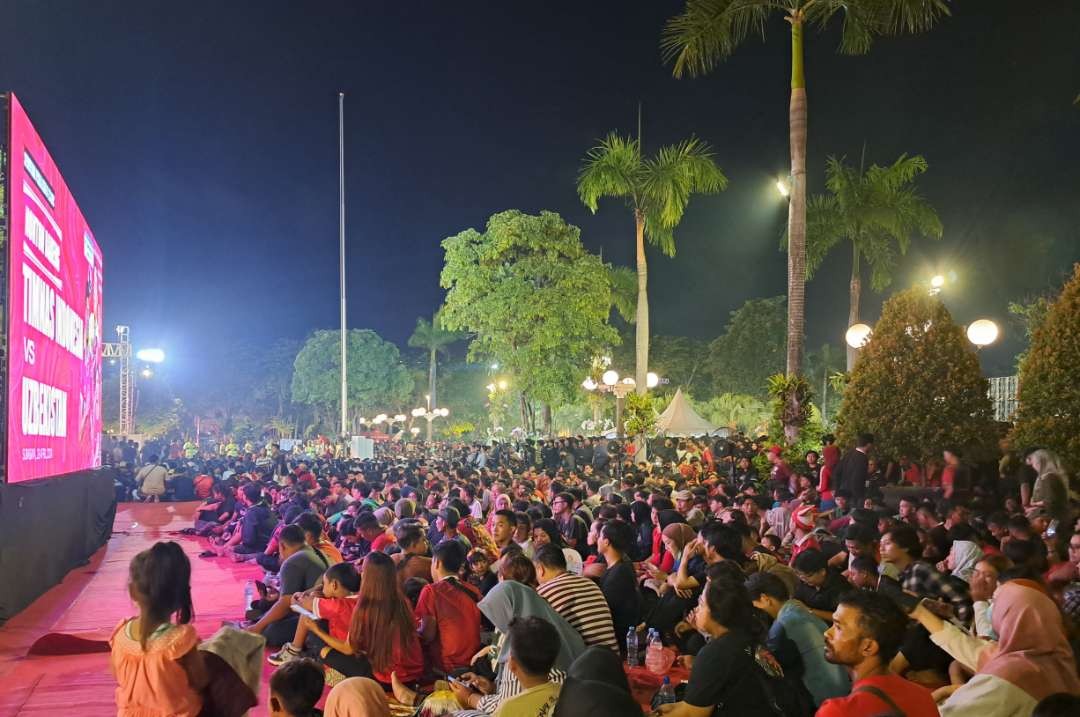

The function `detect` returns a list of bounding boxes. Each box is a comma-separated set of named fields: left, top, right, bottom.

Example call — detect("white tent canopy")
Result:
left=654, top=388, right=719, bottom=437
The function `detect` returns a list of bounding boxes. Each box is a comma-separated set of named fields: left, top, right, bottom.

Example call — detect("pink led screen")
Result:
left=6, top=93, right=103, bottom=482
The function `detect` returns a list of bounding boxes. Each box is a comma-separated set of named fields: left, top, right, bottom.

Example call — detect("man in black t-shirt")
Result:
left=792, top=548, right=851, bottom=623
left=596, top=519, right=641, bottom=655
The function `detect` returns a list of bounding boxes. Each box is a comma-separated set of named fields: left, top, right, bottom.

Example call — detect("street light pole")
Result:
left=339, top=92, right=348, bottom=438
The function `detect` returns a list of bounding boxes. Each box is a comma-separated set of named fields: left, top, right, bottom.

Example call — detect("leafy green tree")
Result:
left=1011, top=265, right=1080, bottom=472
left=663, top=0, right=951, bottom=436
left=836, top=289, right=995, bottom=463
left=806, top=153, right=942, bottom=369
left=439, top=210, right=622, bottom=435
left=1008, top=295, right=1053, bottom=368
left=436, top=363, right=490, bottom=436
left=408, top=313, right=462, bottom=438
left=577, top=133, right=727, bottom=395
left=708, top=296, right=787, bottom=398
left=291, top=329, right=413, bottom=433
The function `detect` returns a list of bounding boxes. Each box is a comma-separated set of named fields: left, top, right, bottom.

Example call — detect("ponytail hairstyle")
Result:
left=128, top=541, right=194, bottom=650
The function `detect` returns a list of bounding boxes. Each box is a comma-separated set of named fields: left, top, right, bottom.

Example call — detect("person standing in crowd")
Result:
left=832, top=434, right=873, bottom=509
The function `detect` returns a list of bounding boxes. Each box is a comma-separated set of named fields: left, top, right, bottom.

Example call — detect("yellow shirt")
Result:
left=493, top=681, right=560, bottom=717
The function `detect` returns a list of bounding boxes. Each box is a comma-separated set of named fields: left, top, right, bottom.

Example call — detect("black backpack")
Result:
left=748, top=645, right=815, bottom=717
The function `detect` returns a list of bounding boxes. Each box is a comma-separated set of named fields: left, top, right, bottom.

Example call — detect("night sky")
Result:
left=2, top=1, right=1078, bottom=391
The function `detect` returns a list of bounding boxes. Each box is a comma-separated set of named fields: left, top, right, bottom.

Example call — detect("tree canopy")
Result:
left=291, top=329, right=414, bottom=420
left=708, top=296, right=787, bottom=398
left=439, top=210, right=622, bottom=410
left=1011, top=264, right=1080, bottom=472
left=836, top=288, right=995, bottom=462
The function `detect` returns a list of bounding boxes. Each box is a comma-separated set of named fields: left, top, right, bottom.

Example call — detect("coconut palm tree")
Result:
left=807, top=152, right=943, bottom=369
left=408, top=314, right=461, bottom=439
left=662, top=0, right=951, bottom=438
left=577, top=133, right=727, bottom=396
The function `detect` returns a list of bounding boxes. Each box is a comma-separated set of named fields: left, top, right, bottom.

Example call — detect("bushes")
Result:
left=836, top=289, right=995, bottom=463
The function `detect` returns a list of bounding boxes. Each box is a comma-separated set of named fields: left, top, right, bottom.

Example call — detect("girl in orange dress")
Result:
left=109, top=541, right=206, bottom=717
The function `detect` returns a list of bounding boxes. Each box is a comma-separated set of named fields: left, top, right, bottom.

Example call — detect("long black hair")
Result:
left=128, top=541, right=193, bottom=649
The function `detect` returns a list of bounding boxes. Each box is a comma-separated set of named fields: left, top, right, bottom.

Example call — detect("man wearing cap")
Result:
left=673, top=489, right=705, bottom=529
left=433, top=506, right=472, bottom=550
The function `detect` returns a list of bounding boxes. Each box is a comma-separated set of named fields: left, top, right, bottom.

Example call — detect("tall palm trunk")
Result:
left=784, top=15, right=808, bottom=445
left=427, top=347, right=437, bottom=441
left=634, top=209, right=649, bottom=395
left=847, top=245, right=861, bottom=371
left=633, top=209, right=649, bottom=461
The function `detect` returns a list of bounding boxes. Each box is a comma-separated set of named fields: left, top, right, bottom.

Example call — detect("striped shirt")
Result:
left=536, top=572, right=619, bottom=652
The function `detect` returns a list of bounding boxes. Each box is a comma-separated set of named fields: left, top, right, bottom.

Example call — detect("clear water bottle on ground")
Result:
left=243, top=580, right=255, bottom=612
left=655, top=676, right=676, bottom=705
left=626, top=626, right=639, bottom=666
left=646, top=630, right=665, bottom=673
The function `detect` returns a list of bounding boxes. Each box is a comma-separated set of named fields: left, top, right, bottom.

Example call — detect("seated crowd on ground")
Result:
left=109, top=432, right=1080, bottom=717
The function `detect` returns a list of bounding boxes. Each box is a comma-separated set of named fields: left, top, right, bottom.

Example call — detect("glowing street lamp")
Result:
left=602, top=369, right=620, bottom=387
left=776, top=177, right=791, bottom=198
left=140, top=367, right=154, bottom=379
left=845, top=323, right=873, bottom=349
left=967, top=319, right=1000, bottom=348
left=497, top=379, right=509, bottom=391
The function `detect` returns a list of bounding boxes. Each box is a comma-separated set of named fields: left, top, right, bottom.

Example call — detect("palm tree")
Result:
left=577, top=133, right=727, bottom=396
left=407, top=314, right=461, bottom=439
left=662, top=0, right=951, bottom=434
left=807, top=152, right=943, bottom=369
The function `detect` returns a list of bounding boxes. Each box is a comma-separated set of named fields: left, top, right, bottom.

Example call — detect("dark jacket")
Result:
left=833, top=448, right=870, bottom=505
left=240, top=502, right=277, bottom=551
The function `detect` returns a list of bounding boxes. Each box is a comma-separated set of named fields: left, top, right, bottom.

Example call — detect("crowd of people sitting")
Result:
left=110, top=431, right=1080, bottom=717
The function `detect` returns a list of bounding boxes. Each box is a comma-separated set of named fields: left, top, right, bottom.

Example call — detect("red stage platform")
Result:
left=0, top=502, right=274, bottom=716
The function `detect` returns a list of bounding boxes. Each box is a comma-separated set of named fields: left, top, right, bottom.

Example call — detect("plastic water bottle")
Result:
left=626, top=627, right=639, bottom=666
left=646, top=630, right=665, bottom=673
left=655, top=676, right=676, bottom=705
left=243, top=580, right=255, bottom=612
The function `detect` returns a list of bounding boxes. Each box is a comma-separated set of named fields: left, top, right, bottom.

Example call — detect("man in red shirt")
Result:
left=817, top=590, right=939, bottom=717
left=415, top=540, right=481, bottom=674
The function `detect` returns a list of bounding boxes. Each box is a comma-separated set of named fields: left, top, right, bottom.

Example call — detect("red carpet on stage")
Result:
left=0, top=502, right=275, bottom=716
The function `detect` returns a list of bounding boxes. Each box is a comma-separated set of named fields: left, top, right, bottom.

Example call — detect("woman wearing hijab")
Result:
left=532, top=518, right=583, bottom=576
left=912, top=580, right=1080, bottom=716
left=553, top=646, right=641, bottom=717
left=324, top=677, right=390, bottom=717
left=946, top=540, right=985, bottom=585
left=649, top=508, right=687, bottom=574
left=452, top=580, right=586, bottom=714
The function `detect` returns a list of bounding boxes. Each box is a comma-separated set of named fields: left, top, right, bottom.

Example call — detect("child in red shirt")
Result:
left=268, top=562, right=359, bottom=665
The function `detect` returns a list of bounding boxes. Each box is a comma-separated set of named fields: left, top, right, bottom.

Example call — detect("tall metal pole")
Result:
left=339, top=92, right=348, bottom=437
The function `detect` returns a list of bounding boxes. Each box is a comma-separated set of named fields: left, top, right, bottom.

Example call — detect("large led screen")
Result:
left=5, top=93, right=103, bottom=483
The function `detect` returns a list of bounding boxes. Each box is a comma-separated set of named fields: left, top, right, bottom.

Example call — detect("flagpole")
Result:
left=339, top=92, right=348, bottom=437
